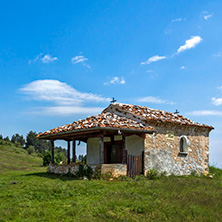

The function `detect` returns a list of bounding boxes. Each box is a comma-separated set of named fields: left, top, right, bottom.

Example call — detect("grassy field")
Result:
left=0, top=141, right=222, bottom=221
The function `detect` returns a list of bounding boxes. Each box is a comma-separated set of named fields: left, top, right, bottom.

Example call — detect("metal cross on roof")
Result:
left=111, top=97, right=117, bottom=104
left=174, top=109, right=180, bottom=114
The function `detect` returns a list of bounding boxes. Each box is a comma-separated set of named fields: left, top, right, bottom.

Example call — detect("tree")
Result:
left=4, top=136, right=10, bottom=142
left=11, top=134, right=25, bottom=146
left=27, top=146, right=35, bottom=155
left=26, top=131, right=51, bottom=153
left=42, top=151, right=51, bottom=166
left=0, top=135, right=2, bottom=140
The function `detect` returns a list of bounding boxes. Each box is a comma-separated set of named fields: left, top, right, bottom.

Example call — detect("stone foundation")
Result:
left=48, top=163, right=101, bottom=175
left=101, top=164, right=127, bottom=177
left=48, top=163, right=127, bottom=177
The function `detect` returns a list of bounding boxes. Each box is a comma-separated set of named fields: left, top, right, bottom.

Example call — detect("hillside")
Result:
left=0, top=140, right=222, bottom=221
left=0, top=140, right=42, bottom=173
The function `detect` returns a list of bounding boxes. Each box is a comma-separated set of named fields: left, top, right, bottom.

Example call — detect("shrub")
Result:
left=27, top=146, right=35, bottom=155
left=209, top=166, right=222, bottom=178
left=42, top=151, right=51, bottom=166
left=134, top=175, right=146, bottom=181
left=146, top=168, right=159, bottom=180
left=55, top=152, right=65, bottom=164
left=75, top=164, right=93, bottom=180
left=191, top=170, right=198, bottom=177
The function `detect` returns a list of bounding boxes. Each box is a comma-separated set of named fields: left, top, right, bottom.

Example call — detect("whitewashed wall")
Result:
left=87, top=135, right=144, bottom=164
left=126, top=135, right=144, bottom=155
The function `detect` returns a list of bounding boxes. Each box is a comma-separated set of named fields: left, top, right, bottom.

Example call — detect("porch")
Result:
left=41, top=128, right=151, bottom=177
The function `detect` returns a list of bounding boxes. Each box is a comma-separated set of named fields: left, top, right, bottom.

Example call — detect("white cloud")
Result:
left=71, top=55, right=91, bottom=69
left=180, top=66, right=185, bottom=69
left=137, top=96, right=174, bottom=104
left=202, top=11, right=213, bottom=20
left=177, top=36, right=202, bottom=54
left=218, top=86, right=222, bottom=91
left=204, top=14, right=213, bottom=20
left=104, top=77, right=126, bottom=85
left=29, top=53, right=58, bottom=64
left=27, top=106, right=103, bottom=116
left=141, top=55, right=166, bottom=65
left=171, top=17, right=186, bottom=22
left=213, top=51, right=222, bottom=57
left=146, top=70, right=154, bottom=73
left=20, top=79, right=110, bottom=105
left=41, top=54, right=58, bottom=63
left=71, top=55, right=88, bottom=64
left=212, top=97, right=222, bottom=106
left=187, top=110, right=222, bottom=116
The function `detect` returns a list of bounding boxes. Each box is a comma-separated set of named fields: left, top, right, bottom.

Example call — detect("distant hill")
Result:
left=0, top=140, right=42, bottom=173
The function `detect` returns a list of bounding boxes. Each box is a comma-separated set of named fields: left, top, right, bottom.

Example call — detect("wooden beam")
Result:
left=72, top=139, right=76, bottom=163
left=67, top=140, right=70, bottom=164
left=100, top=135, right=104, bottom=164
left=122, top=135, right=126, bottom=164
left=50, top=140, right=55, bottom=164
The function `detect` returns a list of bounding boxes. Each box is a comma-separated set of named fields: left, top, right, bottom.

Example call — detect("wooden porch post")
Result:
left=122, top=135, right=126, bottom=164
left=67, top=140, right=70, bottom=164
left=72, top=139, right=76, bottom=163
left=100, top=134, right=104, bottom=164
left=50, top=140, right=55, bottom=164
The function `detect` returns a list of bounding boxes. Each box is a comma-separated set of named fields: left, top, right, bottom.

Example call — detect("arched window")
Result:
left=179, top=136, right=190, bottom=154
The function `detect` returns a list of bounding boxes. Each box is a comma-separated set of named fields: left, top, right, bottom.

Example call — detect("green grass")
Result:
left=0, top=141, right=222, bottom=221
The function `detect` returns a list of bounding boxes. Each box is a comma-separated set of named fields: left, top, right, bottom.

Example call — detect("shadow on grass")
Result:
left=22, top=172, right=79, bottom=181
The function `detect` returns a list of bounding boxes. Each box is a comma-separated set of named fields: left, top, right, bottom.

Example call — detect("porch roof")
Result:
left=37, top=112, right=156, bottom=140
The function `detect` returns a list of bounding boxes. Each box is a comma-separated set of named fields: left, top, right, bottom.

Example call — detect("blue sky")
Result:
left=0, top=0, right=222, bottom=167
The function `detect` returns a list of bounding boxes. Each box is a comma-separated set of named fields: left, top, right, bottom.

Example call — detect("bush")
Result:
left=191, top=170, right=198, bottom=177
left=42, top=151, right=51, bottom=166
left=146, top=168, right=159, bottom=180
left=27, top=146, right=35, bottom=155
left=75, top=164, right=93, bottom=180
left=55, top=152, right=65, bottom=164
left=209, top=166, right=222, bottom=178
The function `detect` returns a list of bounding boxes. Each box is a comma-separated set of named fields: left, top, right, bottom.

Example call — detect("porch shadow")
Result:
left=22, top=172, right=79, bottom=181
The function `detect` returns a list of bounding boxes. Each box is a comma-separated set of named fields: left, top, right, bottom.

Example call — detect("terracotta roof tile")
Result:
left=37, top=112, right=155, bottom=138
left=104, top=103, right=214, bottom=129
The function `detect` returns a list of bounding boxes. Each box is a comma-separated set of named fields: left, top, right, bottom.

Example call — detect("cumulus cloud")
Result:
left=141, top=55, right=166, bottom=65
left=187, top=110, right=222, bottom=116
left=29, top=53, right=58, bottom=64
left=177, top=36, right=202, bottom=54
left=212, top=97, right=222, bottom=106
left=20, top=79, right=110, bottom=105
left=104, top=77, right=126, bottom=85
left=137, top=96, right=174, bottom=104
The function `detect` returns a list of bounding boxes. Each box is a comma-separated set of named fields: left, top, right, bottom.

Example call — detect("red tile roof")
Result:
left=37, top=112, right=155, bottom=138
left=104, top=103, right=214, bottom=130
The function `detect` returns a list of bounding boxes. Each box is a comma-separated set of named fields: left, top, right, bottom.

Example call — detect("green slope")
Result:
left=0, top=140, right=42, bottom=173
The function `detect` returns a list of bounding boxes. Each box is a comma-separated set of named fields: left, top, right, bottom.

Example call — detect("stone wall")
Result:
left=48, top=163, right=101, bottom=175
left=144, top=122, right=210, bottom=175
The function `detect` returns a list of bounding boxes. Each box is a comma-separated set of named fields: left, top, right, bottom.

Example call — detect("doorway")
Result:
left=104, top=141, right=123, bottom=164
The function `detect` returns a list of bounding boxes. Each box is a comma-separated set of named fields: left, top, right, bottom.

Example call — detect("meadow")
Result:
left=0, top=141, right=222, bottom=222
